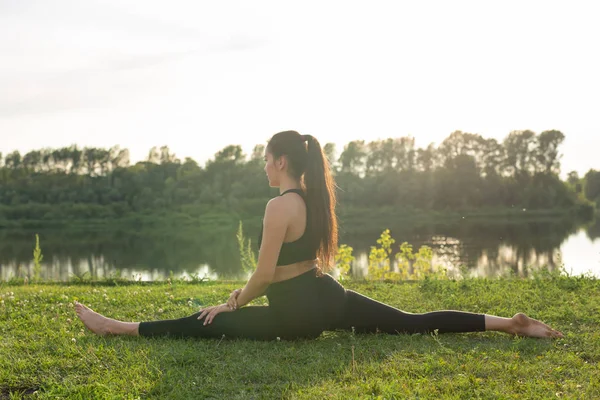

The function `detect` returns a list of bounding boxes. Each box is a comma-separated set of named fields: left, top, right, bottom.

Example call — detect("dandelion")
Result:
left=66, top=318, right=72, bottom=323
left=71, top=338, right=76, bottom=343
left=169, top=295, right=174, bottom=300
left=158, top=308, right=164, bottom=313
left=133, top=291, right=138, bottom=296
left=188, top=301, right=193, bottom=307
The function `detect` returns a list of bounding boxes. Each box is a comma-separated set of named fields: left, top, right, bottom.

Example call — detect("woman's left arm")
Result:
left=235, top=198, right=288, bottom=308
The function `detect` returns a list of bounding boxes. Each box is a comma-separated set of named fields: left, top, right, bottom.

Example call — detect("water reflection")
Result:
left=0, top=229, right=239, bottom=281
left=0, top=257, right=220, bottom=282
left=1, top=217, right=599, bottom=281
left=337, top=216, right=599, bottom=279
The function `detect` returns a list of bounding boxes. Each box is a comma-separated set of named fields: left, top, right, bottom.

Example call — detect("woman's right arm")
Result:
left=227, top=289, right=242, bottom=310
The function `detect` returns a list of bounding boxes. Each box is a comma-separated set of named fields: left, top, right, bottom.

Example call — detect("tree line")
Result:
left=0, top=130, right=598, bottom=224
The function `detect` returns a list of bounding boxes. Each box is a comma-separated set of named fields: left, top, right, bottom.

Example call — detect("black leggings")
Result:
left=138, top=268, right=485, bottom=340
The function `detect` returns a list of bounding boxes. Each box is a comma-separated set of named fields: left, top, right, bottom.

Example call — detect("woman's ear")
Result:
left=276, top=155, right=286, bottom=170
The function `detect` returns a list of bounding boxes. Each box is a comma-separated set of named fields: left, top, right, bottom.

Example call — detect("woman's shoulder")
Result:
left=265, top=193, right=302, bottom=215
left=265, top=196, right=288, bottom=214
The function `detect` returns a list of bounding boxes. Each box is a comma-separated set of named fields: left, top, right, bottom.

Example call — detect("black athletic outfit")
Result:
left=138, top=189, right=485, bottom=340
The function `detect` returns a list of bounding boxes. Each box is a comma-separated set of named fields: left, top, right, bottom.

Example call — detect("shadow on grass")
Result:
left=0, top=385, right=40, bottom=400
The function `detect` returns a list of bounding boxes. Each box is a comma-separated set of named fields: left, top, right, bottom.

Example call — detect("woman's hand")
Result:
left=227, top=289, right=242, bottom=311
left=197, top=303, right=234, bottom=325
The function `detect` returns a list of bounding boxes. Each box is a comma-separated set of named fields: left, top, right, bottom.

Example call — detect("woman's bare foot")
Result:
left=74, top=301, right=114, bottom=336
left=510, top=313, right=564, bottom=338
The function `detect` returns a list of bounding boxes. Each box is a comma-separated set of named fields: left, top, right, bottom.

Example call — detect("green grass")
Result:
left=1, top=275, right=599, bottom=399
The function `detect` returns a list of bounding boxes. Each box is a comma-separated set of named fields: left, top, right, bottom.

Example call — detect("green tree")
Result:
left=160, top=146, right=180, bottom=165
left=22, top=150, right=42, bottom=172
left=365, top=140, right=384, bottom=175
left=214, top=145, right=245, bottom=164
left=41, top=149, right=54, bottom=172
left=5, top=151, right=22, bottom=169
left=338, top=140, right=366, bottom=175
left=535, top=130, right=565, bottom=174
left=70, top=145, right=84, bottom=174
left=567, top=171, right=582, bottom=194
left=438, top=131, right=481, bottom=162
left=480, top=138, right=505, bottom=178
left=0, top=130, right=589, bottom=223
left=584, top=169, right=600, bottom=206
left=416, top=143, right=435, bottom=172
left=251, top=144, right=265, bottom=162
left=147, top=146, right=160, bottom=164
left=503, top=130, right=536, bottom=177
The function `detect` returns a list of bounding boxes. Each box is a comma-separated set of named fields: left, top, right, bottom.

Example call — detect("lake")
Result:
left=1, top=216, right=599, bottom=282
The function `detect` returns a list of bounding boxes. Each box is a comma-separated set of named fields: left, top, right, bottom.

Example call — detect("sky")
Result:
left=1, top=0, right=599, bottom=177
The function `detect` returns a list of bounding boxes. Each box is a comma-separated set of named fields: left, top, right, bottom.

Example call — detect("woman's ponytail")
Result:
left=303, top=135, right=338, bottom=273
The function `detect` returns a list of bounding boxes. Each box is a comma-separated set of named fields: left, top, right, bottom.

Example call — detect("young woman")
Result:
left=74, top=131, right=564, bottom=340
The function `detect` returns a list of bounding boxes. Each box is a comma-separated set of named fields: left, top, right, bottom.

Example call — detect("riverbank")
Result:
left=1, top=274, right=598, bottom=398
left=0, top=204, right=593, bottom=233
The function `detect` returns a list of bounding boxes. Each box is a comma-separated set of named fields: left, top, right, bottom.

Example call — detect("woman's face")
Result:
left=264, top=151, right=281, bottom=187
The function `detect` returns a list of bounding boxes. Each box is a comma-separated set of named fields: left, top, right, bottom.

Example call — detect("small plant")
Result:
left=367, top=229, right=395, bottom=280
left=396, top=242, right=445, bottom=280
left=335, top=244, right=355, bottom=282
left=237, top=221, right=257, bottom=273
left=33, top=233, right=43, bottom=282
left=396, top=242, right=415, bottom=279
left=188, top=272, right=210, bottom=284
left=69, top=271, right=91, bottom=283
left=368, top=229, right=447, bottom=281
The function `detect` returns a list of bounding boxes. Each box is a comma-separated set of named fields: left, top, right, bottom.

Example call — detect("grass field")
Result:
left=1, top=273, right=598, bottom=399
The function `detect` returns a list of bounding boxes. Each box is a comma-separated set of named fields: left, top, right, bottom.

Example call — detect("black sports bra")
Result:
left=257, top=188, right=317, bottom=266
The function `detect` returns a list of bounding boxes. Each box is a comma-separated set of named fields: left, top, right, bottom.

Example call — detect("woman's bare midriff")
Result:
left=271, top=259, right=317, bottom=283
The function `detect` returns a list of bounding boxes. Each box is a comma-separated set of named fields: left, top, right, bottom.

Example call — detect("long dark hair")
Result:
left=266, top=130, right=338, bottom=274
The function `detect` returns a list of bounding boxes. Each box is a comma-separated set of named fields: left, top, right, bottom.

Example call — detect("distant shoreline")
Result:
left=0, top=205, right=593, bottom=233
